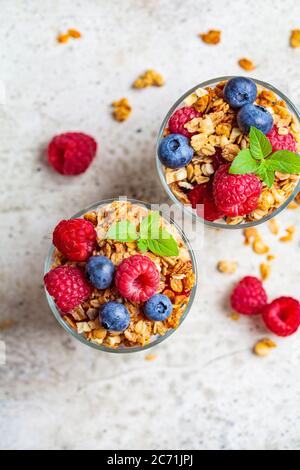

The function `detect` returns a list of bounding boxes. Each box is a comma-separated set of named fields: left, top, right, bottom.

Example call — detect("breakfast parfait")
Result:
left=44, top=200, right=196, bottom=350
left=157, top=77, right=300, bottom=225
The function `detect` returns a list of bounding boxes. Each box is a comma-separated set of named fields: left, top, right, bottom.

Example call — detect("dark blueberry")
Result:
left=86, top=255, right=114, bottom=289
left=158, top=133, right=193, bottom=169
left=237, top=104, right=274, bottom=134
left=224, top=77, right=257, bottom=108
left=99, top=301, right=130, bottom=332
left=143, top=294, right=173, bottom=321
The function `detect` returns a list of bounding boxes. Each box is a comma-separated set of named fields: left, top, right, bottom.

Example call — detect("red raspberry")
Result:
left=168, top=106, right=201, bottom=138
left=231, top=276, right=268, bottom=315
left=213, top=164, right=262, bottom=217
left=115, top=255, right=160, bottom=303
left=267, top=126, right=296, bottom=152
left=44, top=265, right=91, bottom=313
left=211, top=147, right=227, bottom=171
left=187, top=182, right=224, bottom=222
left=262, top=297, right=300, bottom=337
left=53, top=218, right=97, bottom=261
left=48, top=132, right=97, bottom=175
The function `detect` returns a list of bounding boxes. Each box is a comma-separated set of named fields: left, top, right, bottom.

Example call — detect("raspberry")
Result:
left=168, top=106, right=201, bottom=138
left=115, top=255, right=160, bottom=303
left=53, top=218, right=97, bottom=261
left=213, top=164, right=262, bottom=217
left=267, top=126, right=296, bottom=152
left=231, top=276, right=268, bottom=315
left=211, top=147, right=227, bottom=171
left=187, top=182, right=224, bottom=222
left=262, top=297, right=300, bottom=337
left=48, top=132, right=97, bottom=175
left=44, top=265, right=91, bottom=313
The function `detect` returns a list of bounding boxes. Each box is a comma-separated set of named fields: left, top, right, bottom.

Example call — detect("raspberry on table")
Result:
left=231, top=276, right=268, bottom=315
left=44, top=265, right=91, bottom=313
left=266, top=126, right=296, bottom=152
left=262, top=297, right=300, bottom=337
left=115, top=255, right=160, bottom=303
left=47, top=132, right=97, bottom=175
left=168, top=106, right=201, bottom=138
left=213, top=164, right=262, bottom=217
left=53, top=218, right=97, bottom=261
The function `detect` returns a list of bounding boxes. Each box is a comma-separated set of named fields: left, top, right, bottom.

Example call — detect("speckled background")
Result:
left=1, top=0, right=300, bottom=450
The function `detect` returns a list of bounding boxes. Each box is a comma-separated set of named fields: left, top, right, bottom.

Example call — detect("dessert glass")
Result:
left=44, top=198, right=197, bottom=353
left=156, top=76, right=300, bottom=229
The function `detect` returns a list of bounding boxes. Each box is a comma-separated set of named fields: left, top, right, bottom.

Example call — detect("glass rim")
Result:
left=156, top=75, right=300, bottom=230
left=44, top=198, right=198, bottom=354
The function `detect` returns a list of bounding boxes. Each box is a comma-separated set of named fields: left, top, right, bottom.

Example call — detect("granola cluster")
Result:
left=162, top=80, right=300, bottom=225
left=52, top=201, right=195, bottom=349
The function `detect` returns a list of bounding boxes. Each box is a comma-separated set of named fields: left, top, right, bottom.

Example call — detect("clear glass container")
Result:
left=156, top=76, right=300, bottom=229
left=44, top=198, right=198, bottom=353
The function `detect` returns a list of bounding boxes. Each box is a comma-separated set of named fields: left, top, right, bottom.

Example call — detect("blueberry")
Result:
left=223, top=77, right=257, bottom=108
left=143, top=294, right=173, bottom=321
left=99, top=301, right=130, bottom=332
left=86, top=255, right=114, bottom=289
left=237, top=104, right=274, bottom=134
left=158, top=133, right=193, bottom=169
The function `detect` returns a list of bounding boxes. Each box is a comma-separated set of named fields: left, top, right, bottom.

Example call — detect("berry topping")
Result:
left=48, top=132, right=97, bottom=175
left=237, top=104, right=274, bottom=134
left=168, top=106, right=202, bottom=137
left=231, top=276, right=268, bottom=315
left=86, top=255, right=115, bottom=290
left=187, top=182, right=224, bottom=222
left=267, top=126, right=297, bottom=152
left=158, top=133, right=193, bottom=169
left=44, top=265, right=91, bottom=313
left=223, top=77, right=257, bottom=108
left=211, top=147, right=227, bottom=171
left=53, top=218, right=97, bottom=262
left=99, top=301, right=130, bottom=332
left=115, top=255, right=160, bottom=303
left=262, top=297, right=300, bottom=337
left=143, top=294, right=173, bottom=321
left=213, top=164, right=262, bottom=217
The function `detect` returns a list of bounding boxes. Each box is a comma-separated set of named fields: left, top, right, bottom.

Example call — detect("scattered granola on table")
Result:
left=290, top=29, right=300, bottom=48
left=57, top=28, right=82, bottom=43
left=158, top=77, right=300, bottom=225
left=44, top=201, right=196, bottom=350
left=253, top=338, right=277, bottom=357
left=112, top=98, right=132, bottom=122
left=199, top=30, right=221, bottom=45
left=238, top=58, right=256, bottom=71
left=133, top=70, right=165, bottom=89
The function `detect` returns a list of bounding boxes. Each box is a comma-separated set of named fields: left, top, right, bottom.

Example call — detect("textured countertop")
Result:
left=1, top=0, right=300, bottom=450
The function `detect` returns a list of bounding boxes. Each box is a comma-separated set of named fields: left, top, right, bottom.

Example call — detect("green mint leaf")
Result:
left=137, top=239, right=148, bottom=253
left=266, top=150, right=300, bottom=174
left=256, top=162, right=275, bottom=188
left=146, top=228, right=179, bottom=257
left=229, top=149, right=259, bottom=174
left=249, top=126, right=272, bottom=160
left=106, top=220, right=138, bottom=242
left=139, top=211, right=160, bottom=239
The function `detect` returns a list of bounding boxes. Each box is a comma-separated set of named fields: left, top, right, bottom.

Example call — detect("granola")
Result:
left=199, top=30, right=221, bottom=45
left=159, top=78, right=300, bottom=225
left=133, top=70, right=165, bottom=88
left=47, top=201, right=195, bottom=350
left=238, top=58, right=256, bottom=71
left=112, top=98, right=132, bottom=122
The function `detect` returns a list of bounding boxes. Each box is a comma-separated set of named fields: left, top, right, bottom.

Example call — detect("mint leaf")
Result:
left=249, top=126, right=272, bottom=160
left=267, top=150, right=300, bottom=174
left=106, top=220, right=138, bottom=242
left=147, top=228, right=179, bottom=257
left=256, top=162, right=275, bottom=188
left=137, top=238, right=148, bottom=253
left=229, top=149, right=259, bottom=174
left=139, top=211, right=160, bottom=239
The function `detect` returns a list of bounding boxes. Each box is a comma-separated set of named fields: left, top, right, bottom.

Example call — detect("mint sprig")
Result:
left=229, top=126, right=300, bottom=188
left=106, top=211, right=179, bottom=257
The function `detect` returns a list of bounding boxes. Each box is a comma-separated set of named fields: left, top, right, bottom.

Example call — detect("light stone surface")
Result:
left=1, top=0, right=300, bottom=450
